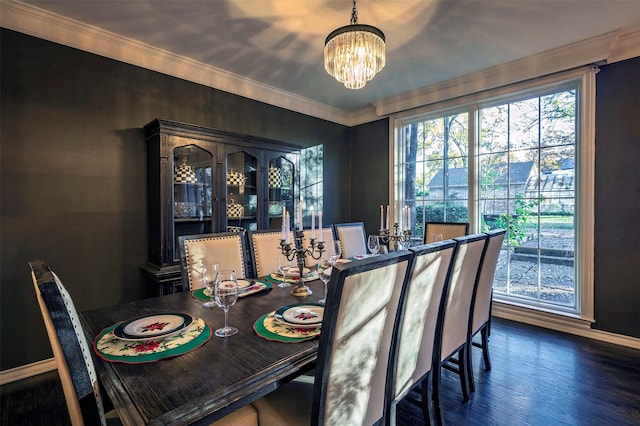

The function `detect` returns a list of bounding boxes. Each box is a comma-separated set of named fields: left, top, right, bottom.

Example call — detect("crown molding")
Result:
left=3, top=1, right=639, bottom=127
left=609, top=26, right=640, bottom=63
left=372, top=30, right=630, bottom=116
left=0, top=0, right=354, bottom=126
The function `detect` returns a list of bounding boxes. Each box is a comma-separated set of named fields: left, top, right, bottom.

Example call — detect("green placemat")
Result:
left=94, top=317, right=212, bottom=364
left=192, top=280, right=273, bottom=301
left=253, top=312, right=320, bottom=343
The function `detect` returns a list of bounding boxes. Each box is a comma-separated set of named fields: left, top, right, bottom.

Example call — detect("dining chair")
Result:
left=178, top=231, right=248, bottom=290
left=387, top=240, right=457, bottom=425
left=247, top=229, right=295, bottom=277
left=466, top=229, right=506, bottom=392
left=333, top=221, right=367, bottom=258
left=302, top=227, right=335, bottom=266
left=424, top=221, right=469, bottom=244
left=252, top=250, right=414, bottom=426
left=29, top=260, right=115, bottom=426
left=432, top=233, right=488, bottom=424
left=29, top=260, right=259, bottom=426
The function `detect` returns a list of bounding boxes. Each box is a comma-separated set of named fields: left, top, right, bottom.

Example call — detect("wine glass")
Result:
left=277, top=253, right=292, bottom=288
left=316, top=261, right=331, bottom=304
left=201, top=262, right=219, bottom=308
left=328, top=241, right=342, bottom=266
left=367, top=235, right=380, bottom=256
left=214, top=270, right=239, bottom=337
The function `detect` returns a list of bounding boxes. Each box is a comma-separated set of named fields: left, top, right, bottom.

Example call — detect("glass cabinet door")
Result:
left=267, top=156, right=295, bottom=230
left=173, top=145, right=213, bottom=261
left=226, top=151, right=258, bottom=231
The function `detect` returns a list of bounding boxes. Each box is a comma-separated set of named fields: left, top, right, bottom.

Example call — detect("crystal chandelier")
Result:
left=324, top=0, right=386, bottom=90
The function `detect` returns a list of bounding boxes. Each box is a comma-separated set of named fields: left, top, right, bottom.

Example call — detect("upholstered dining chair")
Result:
left=333, top=222, right=367, bottom=258
left=387, top=240, right=457, bottom=425
left=30, top=260, right=116, bottom=426
left=178, top=231, right=248, bottom=290
left=247, top=229, right=295, bottom=278
left=252, top=250, right=414, bottom=426
left=424, top=222, right=469, bottom=244
left=29, top=260, right=259, bottom=426
left=467, top=229, right=506, bottom=392
left=302, top=227, right=335, bottom=266
left=432, top=233, right=488, bottom=424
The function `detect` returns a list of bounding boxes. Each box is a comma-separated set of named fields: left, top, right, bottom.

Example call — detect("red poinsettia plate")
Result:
left=113, top=313, right=193, bottom=341
left=274, top=303, right=324, bottom=329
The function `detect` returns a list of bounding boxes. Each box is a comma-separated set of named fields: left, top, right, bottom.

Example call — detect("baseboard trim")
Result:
left=0, top=358, right=57, bottom=386
left=493, top=302, right=640, bottom=350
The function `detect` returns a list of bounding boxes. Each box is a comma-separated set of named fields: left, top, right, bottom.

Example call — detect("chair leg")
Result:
left=481, top=325, right=492, bottom=370
left=432, top=364, right=445, bottom=426
left=466, top=337, right=476, bottom=393
left=420, top=372, right=436, bottom=426
left=458, top=346, right=470, bottom=402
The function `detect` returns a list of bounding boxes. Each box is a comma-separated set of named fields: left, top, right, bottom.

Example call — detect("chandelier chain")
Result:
left=350, top=0, right=358, bottom=25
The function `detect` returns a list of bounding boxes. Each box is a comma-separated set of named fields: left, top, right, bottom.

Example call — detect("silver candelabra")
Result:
left=280, top=231, right=325, bottom=297
left=379, top=223, right=412, bottom=252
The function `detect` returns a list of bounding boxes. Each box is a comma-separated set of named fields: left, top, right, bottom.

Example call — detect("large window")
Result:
left=393, top=69, right=595, bottom=319
left=395, top=112, right=470, bottom=242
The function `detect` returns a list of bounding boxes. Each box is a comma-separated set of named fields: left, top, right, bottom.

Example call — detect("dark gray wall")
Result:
left=351, top=118, right=390, bottom=237
left=0, top=29, right=350, bottom=370
left=594, top=57, right=640, bottom=338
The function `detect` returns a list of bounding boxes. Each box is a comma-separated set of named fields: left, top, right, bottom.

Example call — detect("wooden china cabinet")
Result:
left=142, top=119, right=300, bottom=294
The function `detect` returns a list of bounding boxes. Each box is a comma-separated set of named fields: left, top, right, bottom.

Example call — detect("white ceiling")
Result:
left=6, top=0, right=640, bottom=120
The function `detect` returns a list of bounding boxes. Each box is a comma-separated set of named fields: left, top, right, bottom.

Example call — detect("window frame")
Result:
left=390, top=67, right=595, bottom=322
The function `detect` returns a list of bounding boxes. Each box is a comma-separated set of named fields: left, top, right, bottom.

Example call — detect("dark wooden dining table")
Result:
left=80, top=280, right=324, bottom=426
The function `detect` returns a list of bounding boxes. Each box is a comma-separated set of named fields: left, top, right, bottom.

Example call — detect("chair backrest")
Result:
left=179, top=232, right=248, bottom=290
left=29, top=260, right=107, bottom=426
left=439, top=234, right=488, bottom=361
left=248, top=229, right=294, bottom=277
left=302, top=227, right=335, bottom=266
left=392, top=240, right=457, bottom=403
left=470, top=229, right=506, bottom=335
left=424, top=222, right=469, bottom=244
left=311, top=251, right=413, bottom=426
left=333, top=222, right=367, bottom=258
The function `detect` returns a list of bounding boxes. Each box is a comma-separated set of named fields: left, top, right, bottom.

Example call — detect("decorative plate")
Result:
left=95, top=318, right=211, bottom=363
left=269, top=271, right=318, bottom=283
left=236, top=279, right=251, bottom=290
left=275, top=303, right=324, bottom=326
left=114, top=313, right=193, bottom=341
left=253, top=312, right=320, bottom=343
left=198, top=280, right=272, bottom=300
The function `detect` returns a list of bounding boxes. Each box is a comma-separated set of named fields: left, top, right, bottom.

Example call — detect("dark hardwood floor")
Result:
left=2, top=318, right=639, bottom=425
